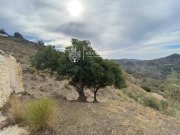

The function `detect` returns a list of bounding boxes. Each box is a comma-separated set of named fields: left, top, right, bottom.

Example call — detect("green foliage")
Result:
left=143, top=97, right=161, bottom=110
left=86, top=58, right=126, bottom=101
left=65, top=39, right=125, bottom=101
left=172, top=101, right=180, bottom=116
left=160, top=100, right=169, bottom=110
left=143, top=97, right=169, bottom=111
left=125, top=90, right=146, bottom=104
left=31, top=46, right=61, bottom=72
left=25, top=98, right=57, bottom=131
left=14, top=32, right=23, bottom=39
left=124, top=88, right=169, bottom=111
left=31, top=38, right=126, bottom=102
left=170, top=89, right=180, bottom=101
left=108, top=60, right=126, bottom=89
left=141, top=85, right=151, bottom=92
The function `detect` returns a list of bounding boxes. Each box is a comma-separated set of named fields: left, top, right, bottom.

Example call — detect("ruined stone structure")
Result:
left=0, top=50, right=24, bottom=107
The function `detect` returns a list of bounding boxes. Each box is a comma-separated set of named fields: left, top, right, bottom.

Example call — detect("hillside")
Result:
left=117, top=54, right=180, bottom=79
left=117, top=54, right=180, bottom=106
left=0, top=35, right=180, bottom=135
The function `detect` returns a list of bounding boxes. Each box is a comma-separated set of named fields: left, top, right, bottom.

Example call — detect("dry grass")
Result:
left=51, top=99, right=180, bottom=135
left=28, top=67, right=36, bottom=74
left=142, top=96, right=169, bottom=112
left=25, top=98, right=57, bottom=131
left=0, top=36, right=179, bottom=134
left=9, top=94, right=23, bottom=123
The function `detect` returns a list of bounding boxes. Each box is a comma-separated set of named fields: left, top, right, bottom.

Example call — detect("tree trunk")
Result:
left=93, top=89, right=98, bottom=103
left=77, top=89, right=87, bottom=102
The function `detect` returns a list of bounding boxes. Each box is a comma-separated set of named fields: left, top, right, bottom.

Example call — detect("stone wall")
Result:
left=0, top=50, right=24, bottom=107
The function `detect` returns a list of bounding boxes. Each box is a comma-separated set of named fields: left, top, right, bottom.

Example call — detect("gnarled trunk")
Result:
left=77, top=90, right=87, bottom=102
left=77, top=83, right=87, bottom=102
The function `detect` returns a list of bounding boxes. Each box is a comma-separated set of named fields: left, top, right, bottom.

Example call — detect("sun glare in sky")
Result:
left=67, top=1, right=83, bottom=17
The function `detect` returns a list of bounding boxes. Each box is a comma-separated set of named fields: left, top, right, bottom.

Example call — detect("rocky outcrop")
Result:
left=0, top=50, right=24, bottom=107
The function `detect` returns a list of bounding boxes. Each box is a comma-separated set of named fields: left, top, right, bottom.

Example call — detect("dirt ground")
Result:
left=47, top=99, right=179, bottom=135
left=0, top=36, right=180, bottom=135
left=21, top=70, right=180, bottom=135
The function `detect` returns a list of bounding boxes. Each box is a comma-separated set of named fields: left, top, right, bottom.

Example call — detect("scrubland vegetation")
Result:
left=8, top=95, right=57, bottom=132
left=0, top=35, right=180, bottom=134
left=31, top=38, right=126, bottom=102
left=124, top=85, right=166, bottom=110
left=25, top=98, right=57, bottom=131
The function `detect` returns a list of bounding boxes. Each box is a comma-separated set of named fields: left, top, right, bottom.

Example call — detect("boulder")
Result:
left=0, top=50, right=24, bottom=107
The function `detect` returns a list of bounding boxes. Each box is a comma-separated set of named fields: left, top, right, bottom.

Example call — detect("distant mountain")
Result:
left=117, top=54, right=180, bottom=79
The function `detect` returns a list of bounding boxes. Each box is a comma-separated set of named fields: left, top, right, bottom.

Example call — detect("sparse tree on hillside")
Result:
left=31, top=45, right=61, bottom=72
left=14, top=32, right=23, bottom=39
left=31, top=38, right=126, bottom=102
left=56, top=39, right=96, bottom=101
left=37, top=40, right=44, bottom=46
left=0, top=28, right=8, bottom=35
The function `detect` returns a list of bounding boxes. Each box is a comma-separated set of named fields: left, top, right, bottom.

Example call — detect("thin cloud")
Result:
left=0, top=0, right=180, bottom=59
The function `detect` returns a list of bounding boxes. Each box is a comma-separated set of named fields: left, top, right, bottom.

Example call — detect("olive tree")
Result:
left=87, top=58, right=126, bottom=102
left=31, top=39, right=126, bottom=102
left=56, top=39, right=95, bottom=101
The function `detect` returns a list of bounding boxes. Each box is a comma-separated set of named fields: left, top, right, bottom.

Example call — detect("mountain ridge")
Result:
left=117, top=53, right=180, bottom=79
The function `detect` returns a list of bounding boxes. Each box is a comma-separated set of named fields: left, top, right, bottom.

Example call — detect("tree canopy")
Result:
left=31, top=38, right=126, bottom=102
left=14, top=32, right=23, bottom=39
left=31, top=46, right=61, bottom=72
left=0, top=28, right=8, bottom=35
left=86, top=58, right=126, bottom=102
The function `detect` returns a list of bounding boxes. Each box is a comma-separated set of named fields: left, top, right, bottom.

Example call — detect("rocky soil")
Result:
left=0, top=111, right=28, bottom=135
left=0, top=36, right=180, bottom=135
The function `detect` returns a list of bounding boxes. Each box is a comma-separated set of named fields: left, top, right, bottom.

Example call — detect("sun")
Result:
left=67, top=1, right=83, bottom=17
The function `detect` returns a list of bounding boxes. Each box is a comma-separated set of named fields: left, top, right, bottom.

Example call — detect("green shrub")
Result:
left=160, top=100, right=168, bottom=110
left=126, top=91, right=137, bottom=101
left=143, top=97, right=169, bottom=111
left=126, top=90, right=145, bottom=103
left=144, top=97, right=161, bottom=110
left=14, top=32, right=23, bottom=39
left=170, top=89, right=180, bottom=101
left=141, top=85, right=151, bottom=92
left=25, top=98, right=57, bottom=131
left=165, top=101, right=180, bottom=116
